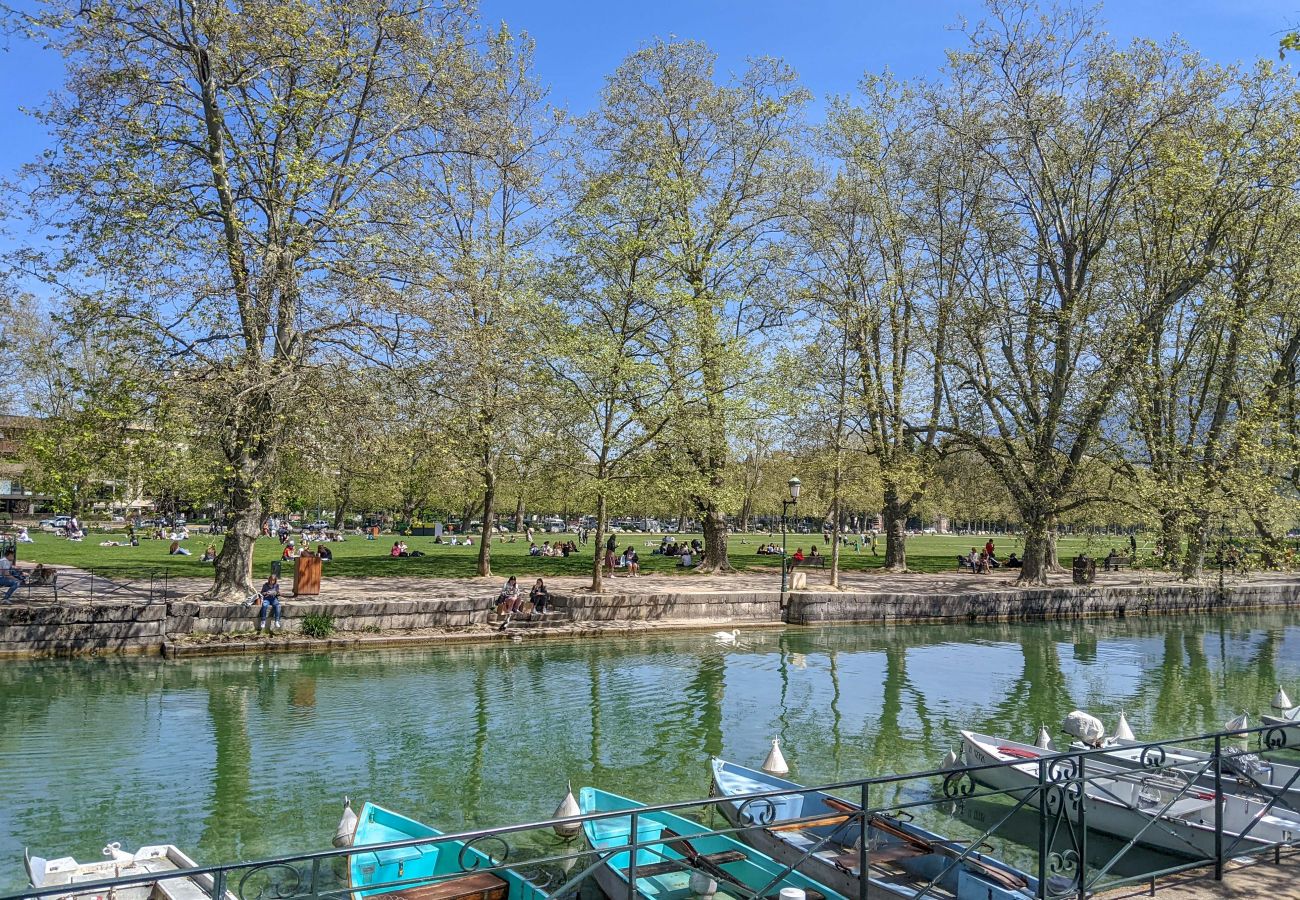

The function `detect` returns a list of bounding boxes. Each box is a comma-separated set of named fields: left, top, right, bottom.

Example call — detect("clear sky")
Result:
left=0, top=1, right=1295, bottom=183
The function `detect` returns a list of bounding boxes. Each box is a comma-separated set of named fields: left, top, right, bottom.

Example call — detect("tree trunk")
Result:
left=211, top=467, right=262, bottom=600
left=739, top=495, right=752, bottom=533
left=829, top=495, right=842, bottom=588
left=331, top=481, right=349, bottom=530
left=1158, top=509, right=1181, bottom=570
left=1181, top=513, right=1208, bottom=579
left=476, top=472, right=495, bottom=577
left=1018, top=516, right=1051, bottom=586
left=513, top=495, right=525, bottom=533
left=1046, top=526, right=1066, bottom=574
left=882, top=490, right=908, bottom=572
left=590, top=490, right=607, bottom=592
left=696, top=502, right=732, bottom=573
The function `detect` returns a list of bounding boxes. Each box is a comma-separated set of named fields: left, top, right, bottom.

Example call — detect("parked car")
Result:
left=39, top=515, right=72, bottom=530
left=305, top=520, right=331, bottom=530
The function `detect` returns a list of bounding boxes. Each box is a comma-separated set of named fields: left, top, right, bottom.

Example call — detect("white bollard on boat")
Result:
left=762, top=739, right=790, bottom=776
left=1225, top=713, right=1249, bottom=732
left=1035, top=726, right=1055, bottom=751
left=333, top=797, right=358, bottom=848
left=1273, top=686, right=1294, bottom=710
left=1114, top=711, right=1136, bottom=742
left=552, top=781, right=582, bottom=839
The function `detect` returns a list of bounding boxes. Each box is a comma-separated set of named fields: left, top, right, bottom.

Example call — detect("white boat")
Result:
left=959, top=731, right=1300, bottom=859
left=710, top=758, right=1052, bottom=900
left=1061, top=739, right=1300, bottom=813
left=25, top=844, right=232, bottom=900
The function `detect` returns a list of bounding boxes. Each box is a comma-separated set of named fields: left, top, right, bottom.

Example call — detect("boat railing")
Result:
left=6, top=721, right=1299, bottom=900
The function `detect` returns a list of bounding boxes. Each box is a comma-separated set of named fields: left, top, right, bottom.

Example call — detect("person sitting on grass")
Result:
left=169, top=539, right=191, bottom=556
left=201, top=544, right=217, bottom=563
left=317, top=544, right=332, bottom=562
left=391, top=541, right=404, bottom=557
left=1006, top=552, right=1022, bottom=568
left=17, top=526, right=33, bottom=543
left=258, top=574, right=282, bottom=631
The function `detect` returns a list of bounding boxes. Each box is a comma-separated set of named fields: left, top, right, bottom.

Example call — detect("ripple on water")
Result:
left=0, top=613, right=1299, bottom=892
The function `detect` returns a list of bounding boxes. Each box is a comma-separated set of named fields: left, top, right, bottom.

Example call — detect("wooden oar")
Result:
left=821, top=797, right=1027, bottom=892
left=767, top=814, right=853, bottom=833
left=657, top=829, right=828, bottom=900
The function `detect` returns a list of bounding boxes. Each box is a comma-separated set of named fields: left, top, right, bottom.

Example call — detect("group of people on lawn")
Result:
left=964, top=540, right=1021, bottom=573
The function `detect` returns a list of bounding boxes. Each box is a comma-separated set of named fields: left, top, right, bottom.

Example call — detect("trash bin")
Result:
left=293, top=554, right=322, bottom=596
left=1071, top=555, right=1096, bottom=585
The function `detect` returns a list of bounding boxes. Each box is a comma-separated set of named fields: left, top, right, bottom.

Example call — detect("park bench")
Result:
left=18, top=569, right=60, bottom=602
left=956, top=555, right=975, bottom=573
left=789, top=555, right=826, bottom=570
left=1102, top=555, right=1131, bottom=572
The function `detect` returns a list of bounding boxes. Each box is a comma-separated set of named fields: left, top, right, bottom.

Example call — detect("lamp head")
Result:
left=788, top=476, right=801, bottom=502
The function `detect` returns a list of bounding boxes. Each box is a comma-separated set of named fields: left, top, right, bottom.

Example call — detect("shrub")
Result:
left=300, top=613, right=335, bottom=638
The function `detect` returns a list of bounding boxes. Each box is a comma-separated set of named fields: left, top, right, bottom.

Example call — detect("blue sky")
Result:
left=0, top=1, right=1294, bottom=183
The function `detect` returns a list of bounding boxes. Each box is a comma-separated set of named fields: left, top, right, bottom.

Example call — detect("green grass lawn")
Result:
left=9, top=529, right=1148, bottom=581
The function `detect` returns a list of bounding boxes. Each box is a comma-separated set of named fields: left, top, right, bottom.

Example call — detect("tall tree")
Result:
left=405, top=24, right=565, bottom=577
left=592, top=39, right=811, bottom=572
left=12, top=0, right=477, bottom=597
left=934, top=2, right=1252, bottom=583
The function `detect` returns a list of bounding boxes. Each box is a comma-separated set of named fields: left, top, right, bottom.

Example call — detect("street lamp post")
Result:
left=780, top=477, right=801, bottom=598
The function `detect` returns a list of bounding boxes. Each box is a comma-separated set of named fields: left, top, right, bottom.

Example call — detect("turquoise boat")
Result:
left=579, top=786, right=845, bottom=900
left=710, top=758, right=1053, bottom=900
left=345, top=802, right=547, bottom=900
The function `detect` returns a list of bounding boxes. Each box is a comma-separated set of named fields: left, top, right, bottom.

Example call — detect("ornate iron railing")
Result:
left=8, top=722, right=1300, bottom=900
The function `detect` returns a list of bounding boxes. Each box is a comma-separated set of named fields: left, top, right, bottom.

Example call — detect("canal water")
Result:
left=1, top=611, right=1298, bottom=893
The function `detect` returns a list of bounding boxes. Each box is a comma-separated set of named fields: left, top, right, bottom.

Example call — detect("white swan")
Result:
left=713, top=630, right=739, bottom=644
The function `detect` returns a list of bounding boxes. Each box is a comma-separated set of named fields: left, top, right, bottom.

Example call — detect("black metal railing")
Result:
left=7, top=722, right=1300, bottom=900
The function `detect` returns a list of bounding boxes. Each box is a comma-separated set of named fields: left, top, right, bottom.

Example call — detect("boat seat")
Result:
left=833, top=843, right=927, bottom=872
left=629, top=850, right=749, bottom=878
left=366, top=872, right=508, bottom=900
left=154, top=874, right=216, bottom=900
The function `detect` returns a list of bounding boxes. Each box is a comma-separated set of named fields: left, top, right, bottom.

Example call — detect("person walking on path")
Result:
left=258, top=574, right=282, bottom=631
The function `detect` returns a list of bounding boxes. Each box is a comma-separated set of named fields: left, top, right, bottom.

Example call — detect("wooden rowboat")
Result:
left=345, top=802, right=546, bottom=900
left=710, top=758, right=1045, bottom=900
left=25, top=843, right=234, bottom=900
left=579, top=786, right=843, bottom=900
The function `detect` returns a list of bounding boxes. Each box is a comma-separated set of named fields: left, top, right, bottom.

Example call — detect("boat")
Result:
left=25, top=843, right=232, bottom=900
left=342, top=801, right=546, bottom=900
left=710, top=758, right=1048, bottom=900
left=1060, top=737, right=1300, bottom=813
left=959, top=731, right=1300, bottom=859
left=579, top=786, right=843, bottom=900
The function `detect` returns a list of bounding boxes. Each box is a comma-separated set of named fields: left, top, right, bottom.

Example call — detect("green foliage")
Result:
left=299, top=614, right=335, bottom=639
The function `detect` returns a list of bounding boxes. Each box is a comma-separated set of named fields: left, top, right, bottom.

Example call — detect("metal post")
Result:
left=780, top=506, right=788, bottom=598
left=1214, top=734, right=1224, bottom=879
left=1076, top=756, right=1087, bottom=900
left=1037, top=758, right=1048, bottom=900
left=626, top=811, right=638, bottom=900
left=858, top=782, right=869, bottom=900
left=210, top=869, right=226, bottom=900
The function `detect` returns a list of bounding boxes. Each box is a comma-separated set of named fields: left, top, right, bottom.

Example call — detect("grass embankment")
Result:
left=11, top=529, right=1143, bottom=581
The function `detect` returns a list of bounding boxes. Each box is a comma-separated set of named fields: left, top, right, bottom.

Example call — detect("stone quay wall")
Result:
left=0, top=579, right=1296, bottom=657
left=782, top=580, right=1300, bottom=625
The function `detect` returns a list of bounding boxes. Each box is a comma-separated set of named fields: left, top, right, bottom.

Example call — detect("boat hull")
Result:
left=579, top=786, right=846, bottom=900
left=960, top=732, right=1300, bottom=860
left=709, top=759, right=1038, bottom=900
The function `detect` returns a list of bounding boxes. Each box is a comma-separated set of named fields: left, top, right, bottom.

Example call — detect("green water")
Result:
left=1, top=612, right=1298, bottom=893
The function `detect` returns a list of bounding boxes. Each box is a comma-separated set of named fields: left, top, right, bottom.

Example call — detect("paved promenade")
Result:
left=1102, top=850, right=1299, bottom=898
left=147, top=565, right=1292, bottom=604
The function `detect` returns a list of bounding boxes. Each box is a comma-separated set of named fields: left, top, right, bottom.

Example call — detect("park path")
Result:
left=1099, top=850, right=1299, bottom=899
left=155, top=565, right=1291, bottom=603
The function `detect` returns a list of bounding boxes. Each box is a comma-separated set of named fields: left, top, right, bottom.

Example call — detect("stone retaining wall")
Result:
left=0, top=579, right=1297, bottom=657
left=783, top=581, right=1300, bottom=624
